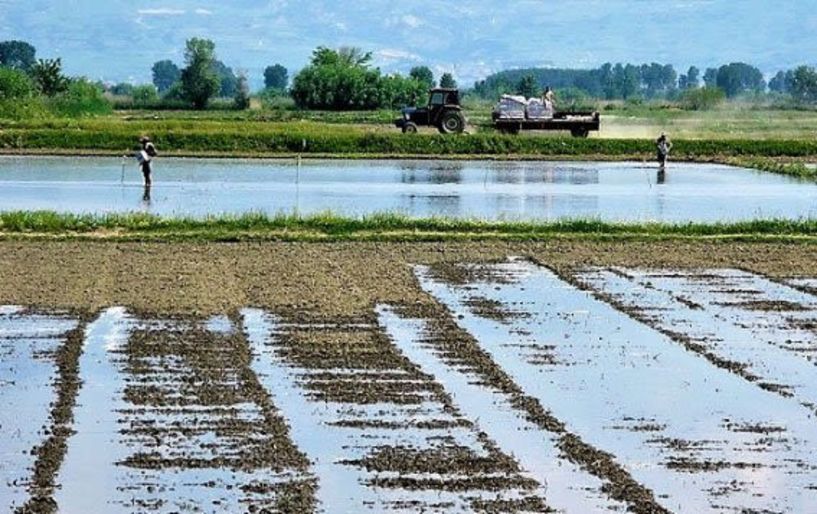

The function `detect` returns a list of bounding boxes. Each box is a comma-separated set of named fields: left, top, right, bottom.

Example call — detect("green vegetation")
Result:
left=4, top=211, right=817, bottom=243
left=2, top=118, right=817, bottom=159
left=290, top=46, right=425, bottom=110
left=180, top=38, right=221, bottom=109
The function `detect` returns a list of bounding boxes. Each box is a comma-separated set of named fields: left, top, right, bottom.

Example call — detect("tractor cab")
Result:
left=396, top=88, right=466, bottom=134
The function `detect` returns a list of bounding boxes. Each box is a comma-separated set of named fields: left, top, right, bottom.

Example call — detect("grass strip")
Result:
left=3, top=127, right=817, bottom=158
left=4, top=211, right=817, bottom=243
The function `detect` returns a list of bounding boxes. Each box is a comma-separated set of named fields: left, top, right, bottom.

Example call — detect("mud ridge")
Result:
left=16, top=313, right=91, bottom=514
left=394, top=299, right=671, bottom=514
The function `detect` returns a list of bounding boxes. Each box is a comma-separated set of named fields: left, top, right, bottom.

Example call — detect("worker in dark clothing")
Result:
left=138, top=136, right=158, bottom=186
left=656, top=132, right=672, bottom=168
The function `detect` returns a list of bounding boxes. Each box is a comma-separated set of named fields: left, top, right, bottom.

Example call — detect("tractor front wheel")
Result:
left=439, top=111, right=466, bottom=134
left=402, top=122, right=419, bottom=134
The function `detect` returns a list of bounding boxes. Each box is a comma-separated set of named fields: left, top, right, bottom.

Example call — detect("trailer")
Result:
left=492, top=110, right=600, bottom=138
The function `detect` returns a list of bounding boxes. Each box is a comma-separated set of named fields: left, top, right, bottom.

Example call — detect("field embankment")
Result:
left=4, top=211, right=817, bottom=243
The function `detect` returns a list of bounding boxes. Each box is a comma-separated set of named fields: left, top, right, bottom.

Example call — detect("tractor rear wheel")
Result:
left=439, top=111, right=466, bottom=134
left=402, top=122, right=418, bottom=134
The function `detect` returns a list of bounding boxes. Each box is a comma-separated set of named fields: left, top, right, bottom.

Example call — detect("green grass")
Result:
left=4, top=211, right=817, bottom=243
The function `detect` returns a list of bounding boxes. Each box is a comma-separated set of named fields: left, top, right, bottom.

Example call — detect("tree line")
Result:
left=473, top=62, right=775, bottom=101
left=5, top=36, right=817, bottom=113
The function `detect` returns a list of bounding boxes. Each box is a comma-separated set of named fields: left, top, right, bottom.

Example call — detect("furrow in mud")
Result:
left=0, top=308, right=79, bottom=514
left=55, top=309, right=314, bottom=514
left=241, top=308, right=551, bottom=513
left=573, top=267, right=817, bottom=413
left=378, top=305, right=630, bottom=513
left=418, top=259, right=817, bottom=514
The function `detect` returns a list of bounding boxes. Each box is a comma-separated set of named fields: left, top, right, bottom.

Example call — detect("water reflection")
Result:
left=2, top=157, right=817, bottom=222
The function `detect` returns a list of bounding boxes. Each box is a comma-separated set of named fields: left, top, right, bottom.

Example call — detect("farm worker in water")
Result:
left=137, top=136, right=158, bottom=186
left=656, top=132, right=672, bottom=167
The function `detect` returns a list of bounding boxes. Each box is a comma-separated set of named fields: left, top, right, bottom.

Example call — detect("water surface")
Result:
left=1, top=156, right=816, bottom=221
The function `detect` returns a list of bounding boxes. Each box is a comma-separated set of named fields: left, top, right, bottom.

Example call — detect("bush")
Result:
left=679, top=87, right=726, bottom=110
left=132, top=84, right=159, bottom=104
left=0, top=97, right=50, bottom=120
left=48, top=79, right=112, bottom=117
left=0, top=67, right=36, bottom=100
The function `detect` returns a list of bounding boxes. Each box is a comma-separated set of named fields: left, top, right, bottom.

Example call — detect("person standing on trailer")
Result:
left=137, top=136, right=158, bottom=187
left=656, top=132, right=672, bottom=168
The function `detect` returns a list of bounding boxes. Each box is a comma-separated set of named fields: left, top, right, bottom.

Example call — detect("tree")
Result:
left=409, top=66, right=435, bottom=88
left=790, top=66, right=817, bottom=103
left=439, top=72, right=457, bottom=89
left=212, top=60, right=237, bottom=97
left=0, top=40, right=36, bottom=71
left=0, top=67, right=36, bottom=100
left=769, top=71, right=786, bottom=93
left=686, top=66, right=700, bottom=88
left=715, top=62, right=765, bottom=97
left=703, top=68, right=718, bottom=88
left=180, top=38, right=220, bottom=109
left=290, top=46, right=424, bottom=110
left=30, top=58, right=69, bottom=96
left=234, top=72, right=250, bottom=109
left=152, top=60, right=181, bottom=93
left=264, top=64, right=288, bottom=90
left=516, top=74, right=538, bottom=98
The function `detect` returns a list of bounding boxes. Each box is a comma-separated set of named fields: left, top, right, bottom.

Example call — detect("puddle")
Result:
left=0, top=309, right=78, bottom=512
left=241, top=308, right=548, bottom=512
left=418, top=261, right=817, bottom=513
left=575, top=268, right=817, bottom=412
left=3, top=156, right=817, bottom=221
left=377, top=305, right=627, bottom=513
left=55, top=310, right=312, bottom=513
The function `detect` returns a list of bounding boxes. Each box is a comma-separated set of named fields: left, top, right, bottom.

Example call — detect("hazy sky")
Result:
left=1, top=0, right=814, bottom=88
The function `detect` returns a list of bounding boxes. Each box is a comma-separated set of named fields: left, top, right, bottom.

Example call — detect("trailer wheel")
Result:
left=402, top=122, right=418, bottom=134
left=440, top=111, right=466, bottom=134
left=571, top=128, right=590, bottom=138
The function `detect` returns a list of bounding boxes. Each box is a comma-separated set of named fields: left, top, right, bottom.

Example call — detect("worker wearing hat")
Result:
left=656, top=132, right=672, bottom=168
left=138, top=136, right=158, bottom=186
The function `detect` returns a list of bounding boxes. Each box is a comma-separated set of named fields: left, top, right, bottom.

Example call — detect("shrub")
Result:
left=132, top=84, right=159, bottom=104
left=0, top=67, right=36, bottom=100
left=679, top=87, right=726, bottom=110
left=48, top=79, right=112, bottom=117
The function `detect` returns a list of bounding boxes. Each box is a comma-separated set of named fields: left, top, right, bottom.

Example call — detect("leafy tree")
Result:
left=264, top=64, right=288, bottom=90
left=212, top=60, right=237, bottom=97
left=790, top=66, right=817, bottom=103
left=768, top=71, right=786, bottom=93
left=409, top=66, right=435, bottom=88
left=152, top=60, right=181, bottom=93
left=715, top=62, right=765, bottom=97
left=180, top=38, right=220, bottom=109
left=439, top=72, right=457, bottom=89
left=30, top=58, right=69, bottom=96
left=0, top=67, right=36, bottom=99
left=291, top=46, right=424, bottom=110
left=686, top=66, right=700, bottom=88
left=516, top=74, right=538, bottom=98
left=703, top=68, right=718, bottom=88
left=234, top=72, right=250, bottom=109
left=132, top=84, right=158, bottom=104
left=0, top=40, right=36, bottom=71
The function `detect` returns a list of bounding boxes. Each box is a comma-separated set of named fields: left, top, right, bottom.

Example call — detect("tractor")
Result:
left=395, top=88, right=467, bottom=134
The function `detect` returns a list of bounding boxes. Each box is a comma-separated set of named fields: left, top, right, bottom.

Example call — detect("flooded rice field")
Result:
left=3, top=156, right=817, bottom=221
left=3, top=258, right=817, bottom=513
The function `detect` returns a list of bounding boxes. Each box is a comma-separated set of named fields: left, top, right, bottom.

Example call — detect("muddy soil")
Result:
left=4, top=240, right=817, bottom=512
